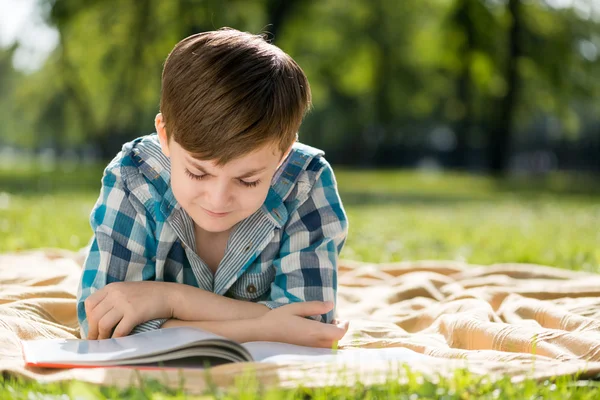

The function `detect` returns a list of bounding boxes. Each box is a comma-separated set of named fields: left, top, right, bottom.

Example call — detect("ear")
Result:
left=155, top=113, right=170, bottom=157
left=277, top=144, right=294, bottom=169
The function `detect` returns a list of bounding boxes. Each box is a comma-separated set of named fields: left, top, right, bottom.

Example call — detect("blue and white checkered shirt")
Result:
left=77, top=134, right=348, bottom=338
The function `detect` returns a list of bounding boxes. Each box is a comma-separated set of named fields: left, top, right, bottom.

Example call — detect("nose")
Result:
left=205, top=179, right=232, bottom=210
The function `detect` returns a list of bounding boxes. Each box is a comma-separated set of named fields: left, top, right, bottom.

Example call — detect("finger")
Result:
left=282, top=301, right=334, bottom=317
left=112, top=318, right=137, bottom=339
left=317, top=324, right=349, bottom=348
left=317, top=321, right=349, bottom=343
left=332, top=318, right=349, bottom=326
left=336, top=320, right=350, bottom=333
left=84, top=289, right=109, bottom=315
left=97, top=308, right=123, bottom=340
left=87, top=299, right=116, bottom=340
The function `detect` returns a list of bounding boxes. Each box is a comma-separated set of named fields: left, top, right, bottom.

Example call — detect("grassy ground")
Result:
left=337, top=170, right=600, bottom=272
left=1, top=164, right=599, bottom=398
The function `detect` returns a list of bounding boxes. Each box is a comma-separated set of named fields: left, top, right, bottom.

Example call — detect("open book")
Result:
left=21, top=326, right=434, bottom=369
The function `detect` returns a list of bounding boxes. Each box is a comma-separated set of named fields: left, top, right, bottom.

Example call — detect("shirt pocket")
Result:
left=227, top=262, right=275, bottom=301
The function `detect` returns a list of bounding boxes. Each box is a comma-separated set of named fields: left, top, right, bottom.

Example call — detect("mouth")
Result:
left=202, top=208, right=231, bottom=218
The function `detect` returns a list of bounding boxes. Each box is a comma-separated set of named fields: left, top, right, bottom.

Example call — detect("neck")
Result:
left=194, top=224, right=232, bottom=241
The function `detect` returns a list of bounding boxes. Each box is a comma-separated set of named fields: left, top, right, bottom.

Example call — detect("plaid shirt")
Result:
left=77, top=134, right=348, bottom=338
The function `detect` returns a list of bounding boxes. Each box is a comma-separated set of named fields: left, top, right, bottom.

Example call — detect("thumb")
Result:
left=281, top=301, right=334, bottom=317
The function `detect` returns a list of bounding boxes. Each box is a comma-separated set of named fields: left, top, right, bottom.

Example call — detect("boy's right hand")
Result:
left=257, top=301, right=349, bottom=348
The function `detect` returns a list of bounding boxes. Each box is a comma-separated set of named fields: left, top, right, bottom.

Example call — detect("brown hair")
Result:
left=159, top=28, right=311, bottom=165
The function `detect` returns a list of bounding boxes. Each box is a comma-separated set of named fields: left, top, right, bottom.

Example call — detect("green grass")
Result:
left=1, top=164, right=600, bottom=398
left=2, top=367, right=600, bottom=399
left=0, top=163, right=103, bottom=252
left=337, top=169, right=600, bottom=272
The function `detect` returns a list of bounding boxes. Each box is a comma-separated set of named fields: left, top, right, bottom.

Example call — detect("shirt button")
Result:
left=244, top=243, right=252, bottom=252
left=246, top=284, right=257, bottom=294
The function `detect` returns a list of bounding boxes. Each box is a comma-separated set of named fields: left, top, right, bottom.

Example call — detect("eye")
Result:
left=185, top=169, right=207, bottom=181
left=239, top=179, right=261, bottom=188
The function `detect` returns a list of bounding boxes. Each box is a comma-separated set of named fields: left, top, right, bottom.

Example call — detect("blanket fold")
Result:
left=1, top=250, right=599, bottom=392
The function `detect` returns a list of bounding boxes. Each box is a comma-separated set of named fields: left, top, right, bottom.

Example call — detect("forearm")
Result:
left=161, top=318, right=266, bottom=343
left=165, top=282, right=270, bottom=321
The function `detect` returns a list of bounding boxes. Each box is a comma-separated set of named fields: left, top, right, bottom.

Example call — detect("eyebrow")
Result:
left=186, top=159, right=267, bottom=179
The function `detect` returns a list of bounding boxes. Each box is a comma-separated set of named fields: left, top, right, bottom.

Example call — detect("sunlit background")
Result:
left=0, top=0, right=599, bottom=272
left=2, top=0, right=600, bottom=172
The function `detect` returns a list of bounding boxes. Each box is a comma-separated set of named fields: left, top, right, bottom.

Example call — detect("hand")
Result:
left=258, top=301, right=349, bottom=348
left=85, top=281, right=175, bottom=340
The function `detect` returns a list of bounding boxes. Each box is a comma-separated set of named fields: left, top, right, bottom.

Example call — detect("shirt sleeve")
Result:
left=258, top=159, right=348, bottom=323
left=76, top=162, right=167, bottom=338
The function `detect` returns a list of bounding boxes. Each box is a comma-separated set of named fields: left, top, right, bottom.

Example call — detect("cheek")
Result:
left=240, top=187, right=270, bottom=210
left=170, top=172, right=195, bottom=203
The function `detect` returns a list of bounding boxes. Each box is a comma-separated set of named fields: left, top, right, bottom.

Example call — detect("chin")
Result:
left=195, top=219, right=235, bottom=233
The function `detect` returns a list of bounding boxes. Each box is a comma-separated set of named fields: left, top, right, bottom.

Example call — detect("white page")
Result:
left=23, top=327, right=438, bottom=367
left=243, top=341, right=337, bottom=361
left=244, top=342, right=436, bottom=364
left=22, top=327, right=231, bottom=364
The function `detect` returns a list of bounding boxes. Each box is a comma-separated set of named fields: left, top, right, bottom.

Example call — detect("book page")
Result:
left=244, top=342, right=436, bottom=364
left=243, top=341, right=336, bottom=361
left=22, top=327, right=235, bottom=365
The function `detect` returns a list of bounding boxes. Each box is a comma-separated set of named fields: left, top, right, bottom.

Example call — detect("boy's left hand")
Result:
left=85, top=281, right=175, bottom=340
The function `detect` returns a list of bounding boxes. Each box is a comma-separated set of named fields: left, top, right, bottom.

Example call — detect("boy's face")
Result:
left=156, top=114, right=290, bottom=234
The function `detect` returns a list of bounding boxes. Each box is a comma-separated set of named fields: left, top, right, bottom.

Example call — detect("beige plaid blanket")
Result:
left=1, top=250, right=599, bottom=393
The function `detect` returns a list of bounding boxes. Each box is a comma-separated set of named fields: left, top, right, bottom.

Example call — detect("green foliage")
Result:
left=1, top=0, right=599, bottom=162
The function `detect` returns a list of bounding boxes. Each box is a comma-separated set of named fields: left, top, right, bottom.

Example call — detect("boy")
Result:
left=77, top=28, right=349, bottom=349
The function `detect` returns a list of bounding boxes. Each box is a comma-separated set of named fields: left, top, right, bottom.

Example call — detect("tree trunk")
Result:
left=451, top=0, right=476, bottom=169
left=266, top=0, right=300, bottom=41
left=488, top=0, right=523, bottom=176
left=368, top=0, right=394, bottom=166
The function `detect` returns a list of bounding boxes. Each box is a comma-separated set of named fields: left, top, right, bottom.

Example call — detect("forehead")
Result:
left=176, top=140, right=282, bottom=168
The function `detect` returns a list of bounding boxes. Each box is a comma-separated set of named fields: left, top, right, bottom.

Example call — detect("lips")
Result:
left=203, top=208, right=230, bottom=217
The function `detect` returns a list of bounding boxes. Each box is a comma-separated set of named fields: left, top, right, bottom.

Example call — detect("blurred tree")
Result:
left=448, top=0, right=478, bottom=168
left=0, top=44, right=27, bottom=147
left=488, top=0, right=523, bottom=176
left=0, top=0, right=599, bottom=173
left=265, top=0, right=306, bottom=41
left=444, top=0, right=502, bottom=169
